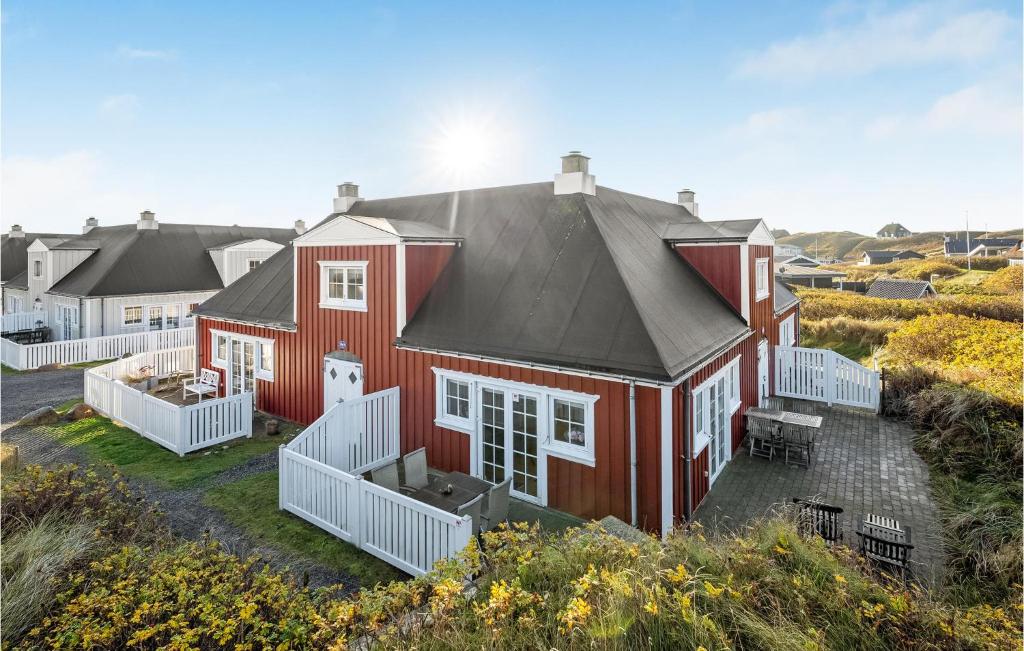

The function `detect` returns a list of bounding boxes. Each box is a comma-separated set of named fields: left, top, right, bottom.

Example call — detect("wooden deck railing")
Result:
left=279, top=388, right=473, bottom=577
left=85, top=346, right=252, bottom=455
left=775, top=345, right=880, bottom=411
left=2, top=326, right=195, bottom=370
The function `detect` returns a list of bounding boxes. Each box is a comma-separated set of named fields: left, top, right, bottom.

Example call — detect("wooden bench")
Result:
left=856, top=514, right=913, bottom=579
left=183, top=368, right=220, bottom=402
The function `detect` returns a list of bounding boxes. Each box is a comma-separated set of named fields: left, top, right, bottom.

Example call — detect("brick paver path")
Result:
left=695, top=400, right=944, bottom=587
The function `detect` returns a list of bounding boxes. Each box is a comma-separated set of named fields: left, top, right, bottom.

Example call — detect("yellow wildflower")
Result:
left=704, top=581, right=725, bottom=598
left=666, top=563, right=689, bottom=583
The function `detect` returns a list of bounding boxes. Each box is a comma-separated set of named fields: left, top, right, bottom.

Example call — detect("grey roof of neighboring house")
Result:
left=347, top=216, right=463, bottom=241
left=944, top=236, right=1022, bottom=255
left=774, top=254, right=820, bottom=266
left=776, top=264, right=846, bottom=278
left=661, top=218, right=763, bottom=243
left=196, top=182, right=753, bottom=381
left=774, top=280, right=799, bottom=313
left=863, top=249, right=923, bottom=261
left=43, top=223, right=296, bottom=297
left=5, top=270, right=28, bottom=290
left=865, top=278, right=935, bottom=299
left=876, top=223, right=910, bottom=235
left=1, top=232, right=76, bottom=282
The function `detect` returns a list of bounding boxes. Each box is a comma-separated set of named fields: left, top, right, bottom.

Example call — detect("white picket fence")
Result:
left=1, top=326, right=195, bottom=371
left=279, top=388, right=474, bottom=576
left=775, top=345, right=880, bottom=411
left=84, top=346, right=253, bottom=456
left=1, top=311, right=46, bottom=333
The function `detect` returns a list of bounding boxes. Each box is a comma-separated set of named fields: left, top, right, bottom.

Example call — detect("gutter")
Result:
left=682, top=377, right=693, bottom=522
left=629, top=380, right=638, bottom=527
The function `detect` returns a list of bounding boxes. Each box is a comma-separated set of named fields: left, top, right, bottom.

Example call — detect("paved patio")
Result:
left=695, top=400, right=944, bottom=587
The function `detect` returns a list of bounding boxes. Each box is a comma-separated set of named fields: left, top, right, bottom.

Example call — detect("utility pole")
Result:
left=965, top=210, right=971, bottom=271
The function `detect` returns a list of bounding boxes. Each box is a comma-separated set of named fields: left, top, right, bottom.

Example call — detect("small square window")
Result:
left=552, top=398, right=587, bottom=448
left=247, top=259, right=261, bottom=271
left=445, top=379, right=470, bottom=419
left=320, top=262, right=368, bottom=311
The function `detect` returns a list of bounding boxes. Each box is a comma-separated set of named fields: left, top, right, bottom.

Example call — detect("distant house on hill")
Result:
left=860, top=250, right=925, bottom=266
left=866, top=278, right=936, bottom=300
left=876, top=223, right=912, bottom=239
left=943, top=235, right=1022, bottom=258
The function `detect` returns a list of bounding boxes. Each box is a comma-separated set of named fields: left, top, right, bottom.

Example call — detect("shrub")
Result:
left=980, top=265, right=1023, bottom=295
left=892, top=260, right=963, bottom=281
left=797, top=288, right=1021, bottom=323
left=884, top=314, right=1023, bottom=405
left=947, top=256, right=1009, bottom=271
left=801, top=316, right=900, bottom=349
left=1, top=513, right=100, bottom=642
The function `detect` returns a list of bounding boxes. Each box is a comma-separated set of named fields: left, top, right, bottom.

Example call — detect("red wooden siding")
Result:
left=405, top=245, right=455, bottom=318
left=691, top=448, right=710, bottom=507
left=747, top=244, right=775, bottom=337
left=197, top=243, right=657, bottom=529
left=674, top=245, right=742, bottom=312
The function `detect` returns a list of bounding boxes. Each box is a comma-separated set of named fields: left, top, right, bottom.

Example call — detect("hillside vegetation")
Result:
left=776, top=229, right=1022, bottom=261
left=3, top=465, right=1020, bottom=650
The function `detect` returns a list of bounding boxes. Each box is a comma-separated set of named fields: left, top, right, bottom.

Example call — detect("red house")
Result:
left=194, top=153, right=799, bottom=536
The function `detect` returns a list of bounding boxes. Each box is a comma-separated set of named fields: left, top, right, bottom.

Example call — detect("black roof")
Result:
left=662, top=218, right=763, bottom=243
left=197, top=182, right=753, bottom=381
left=44, top=223, right=296, bottom=297
left=876, top=223, right=910, bottom=235
left=774, top=280, right=799, bottom=313
left=944, top=236, right=1021, bottom=255
left=1, top=232, right=76, bottom=282
left=865, top=278, right=935, bottom=299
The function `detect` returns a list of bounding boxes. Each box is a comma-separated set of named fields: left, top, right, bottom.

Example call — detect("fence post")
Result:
left=350, top=475, right=364, bottom=549
left=278, top=445, right=286, bottom=510
left=245, top=393, right=253, bottom=439
left=178, top=407, right=188, bottom=457
left=825, top=351, right=835, bottom=406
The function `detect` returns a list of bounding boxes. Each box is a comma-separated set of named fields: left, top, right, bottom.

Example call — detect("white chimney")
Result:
left=137, top=210, right=158, bottom=230
left=554, top=151, right=596, bottom=196
left=677, top=189, right=699, bottom=217
left=83, top=217, right=99, bottom=234
left=294, top=219, right=307, bottom=235
left=333, top=182, right=361, bottom=213
left=8, top=224, right=25, bottom=238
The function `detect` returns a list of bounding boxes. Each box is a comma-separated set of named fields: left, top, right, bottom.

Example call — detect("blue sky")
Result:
left=3, top=1, right=1021, bottom=235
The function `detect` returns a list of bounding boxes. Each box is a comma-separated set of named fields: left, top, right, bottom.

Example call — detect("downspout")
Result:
left=629, top=380, right=638, bottom=527
left=682, top=378, right=693, bottom=523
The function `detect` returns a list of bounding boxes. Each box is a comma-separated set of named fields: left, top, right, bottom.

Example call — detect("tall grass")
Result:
left=1, top=513, right=99, bottom=642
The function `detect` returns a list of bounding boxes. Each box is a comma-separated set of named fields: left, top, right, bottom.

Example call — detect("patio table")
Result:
left=745, top=407, right=823, bottom=429
left=408, top=471, right=492, bottom=513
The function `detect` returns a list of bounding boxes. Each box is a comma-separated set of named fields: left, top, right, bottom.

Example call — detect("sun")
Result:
left=423, top=109, right=507, bottom=186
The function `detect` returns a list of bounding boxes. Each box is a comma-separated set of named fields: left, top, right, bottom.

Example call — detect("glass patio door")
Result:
left=479, top=386, right=506, bottom=484
left=707, top=376, right=730, bottom=486
left=229, top=340, right=256, bottom=395
left=477, top=386, right=541, bottom=502
left=511, top=393, right=540, bottom=502
left=147, top=306, right=164, bottom=331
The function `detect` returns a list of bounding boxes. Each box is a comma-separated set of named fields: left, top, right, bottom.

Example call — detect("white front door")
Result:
left=757, top=339, right=770, bottom=407
left=323, top=356, right=364, bottom=409
left=706, top=376, right=731, bottom=485
left=228, top=340, right=256, bottom=395
left=476, top=384, right=542, bottom=503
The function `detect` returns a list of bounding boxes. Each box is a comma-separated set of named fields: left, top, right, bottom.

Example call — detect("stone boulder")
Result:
left=18, top=406, right=60, bottom=426
left=37, top=363, right=64, bottom=371
left=69, top=403, right=96, bottom=420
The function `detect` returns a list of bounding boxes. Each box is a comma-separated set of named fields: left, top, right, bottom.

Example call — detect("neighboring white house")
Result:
left=1, top=214, right=304, bottom=340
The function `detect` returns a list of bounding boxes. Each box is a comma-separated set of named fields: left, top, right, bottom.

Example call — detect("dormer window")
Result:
left=755, top=258, right=769, bottom=301
left=318, top=261, right=368, bottom=312
left=33, top=260, right=42, bottom=277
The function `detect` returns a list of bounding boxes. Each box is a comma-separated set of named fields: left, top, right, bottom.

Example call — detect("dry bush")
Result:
left=797, top=289, right=1021, bottom=323
left=801, top=317, right=900, bottom=349
left=980, top=266, right=1024, bottom=295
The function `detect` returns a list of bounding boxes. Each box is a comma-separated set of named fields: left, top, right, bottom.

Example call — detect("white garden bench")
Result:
left=183, top=368, right=220, bottom=402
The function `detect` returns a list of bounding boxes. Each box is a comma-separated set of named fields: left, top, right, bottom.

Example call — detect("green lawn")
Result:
left=799, top=332, right=874, bottom=366
left=204, top=470, right=403, bottom=587
left=41, top=413, right=298, bottom=490
left=1, top=364, right=27, bottom=376
left=935, top=269, right=992, bottom=294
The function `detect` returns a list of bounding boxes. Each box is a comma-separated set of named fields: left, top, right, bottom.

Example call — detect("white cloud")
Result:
left=728, top=108, right=807, bottom=138
left=736, top=4, right=1014, bottom=80
left=863, top=115, right=904, bottom=140
left=98, top=93, right=140, bottom=120
left=923, top=84, right=1021, bottom=136
left=116, top=44, right=177, bottom=61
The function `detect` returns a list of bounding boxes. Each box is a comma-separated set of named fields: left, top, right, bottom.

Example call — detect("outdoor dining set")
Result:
left=793, top=500, right=915, bottom=579
left=745, top=397, right=823, bottom=468
left=367, top=448, right=510, bottom=536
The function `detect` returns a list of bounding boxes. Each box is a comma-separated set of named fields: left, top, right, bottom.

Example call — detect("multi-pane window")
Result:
left=445, top=379, right=470, bottom=419
left=148, top=306, right=163, bottom=330
left=166, top=304, right=181, bottom=329
left=123, top=306, right=143, bottom=326
left=320, top=262, right=368, bottom=310
left=260, top=343, right=273, bottom=374
left=755, top=258, right=769, bottom=300
left=33, top=260, right=42, bottom=277
left=216, top=334, right=228, bottom=362
left=552, top=399, right=586, bottom=447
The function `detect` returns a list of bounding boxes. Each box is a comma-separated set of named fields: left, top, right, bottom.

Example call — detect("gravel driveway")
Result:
left=1, top=367, right=85, bottom=430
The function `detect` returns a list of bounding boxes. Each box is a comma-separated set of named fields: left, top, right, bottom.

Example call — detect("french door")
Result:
left=477, top=385, right=541, bottom=503
left=228, top=340, right=256, bottom=395
left=707, top=376, right=730, bottom=486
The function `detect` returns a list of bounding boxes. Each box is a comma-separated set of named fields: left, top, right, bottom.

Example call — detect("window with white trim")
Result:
left=123, top=306, right=143, bottom=326
left=260, top=343, right=273, bottom=375
left=693, top=355, right=743, bottom=456
left=779, top=314, right=795, bottom=346
left=215, top=334, right=229, bottom=363
left=319, top=261, right=368, bottom=311
left=729, top=357, right=742, bottom=413
left=552, top=398, right=586, bottom=447
left=755, top=258, right=770, bottom=300
left=32, top=260, right=42, bottom=277
left=166, top=304, right=181, bottom=329
left=211, top=330, right=274, bottom=381
left=445, top=378, right=470, bottom=419
left=247, top=258, right=262, bottom=271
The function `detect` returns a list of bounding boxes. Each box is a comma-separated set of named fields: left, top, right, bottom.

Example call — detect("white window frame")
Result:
left=755, top=258, right=770, bottom=301
left=318, top=261, right=369, bottom=312
left=692, top=355, right=742, bottom=457
left=779, top=314, right=796, bottom=346
left=32, top=260, right=42, bottom=278
left=246, top=258, right=262, bottom=271
left=210, top=329, right=275, bottom=381
left=432, top=367, right=598, bottom=467
left=122, top=305, right=144, bottom=327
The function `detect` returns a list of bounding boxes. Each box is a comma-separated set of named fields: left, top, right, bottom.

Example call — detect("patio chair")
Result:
left=856, top=520, right=914, bottom=580
left=792, top=498, right=843, bottom=544
left=456, top=493, right=484, bottom=535
left=782, top=423, right=812, bottom=469
left=370, top=461, right=412, bottom=494
left=401, top=448, right=429, bottom=491
left=183, top=368, right=220, bottom=402
left=480, top=478, right=511, bottom=532
left=747, top=418, right=777, bottom=461
left=764, top=396, right=785, bottom=411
